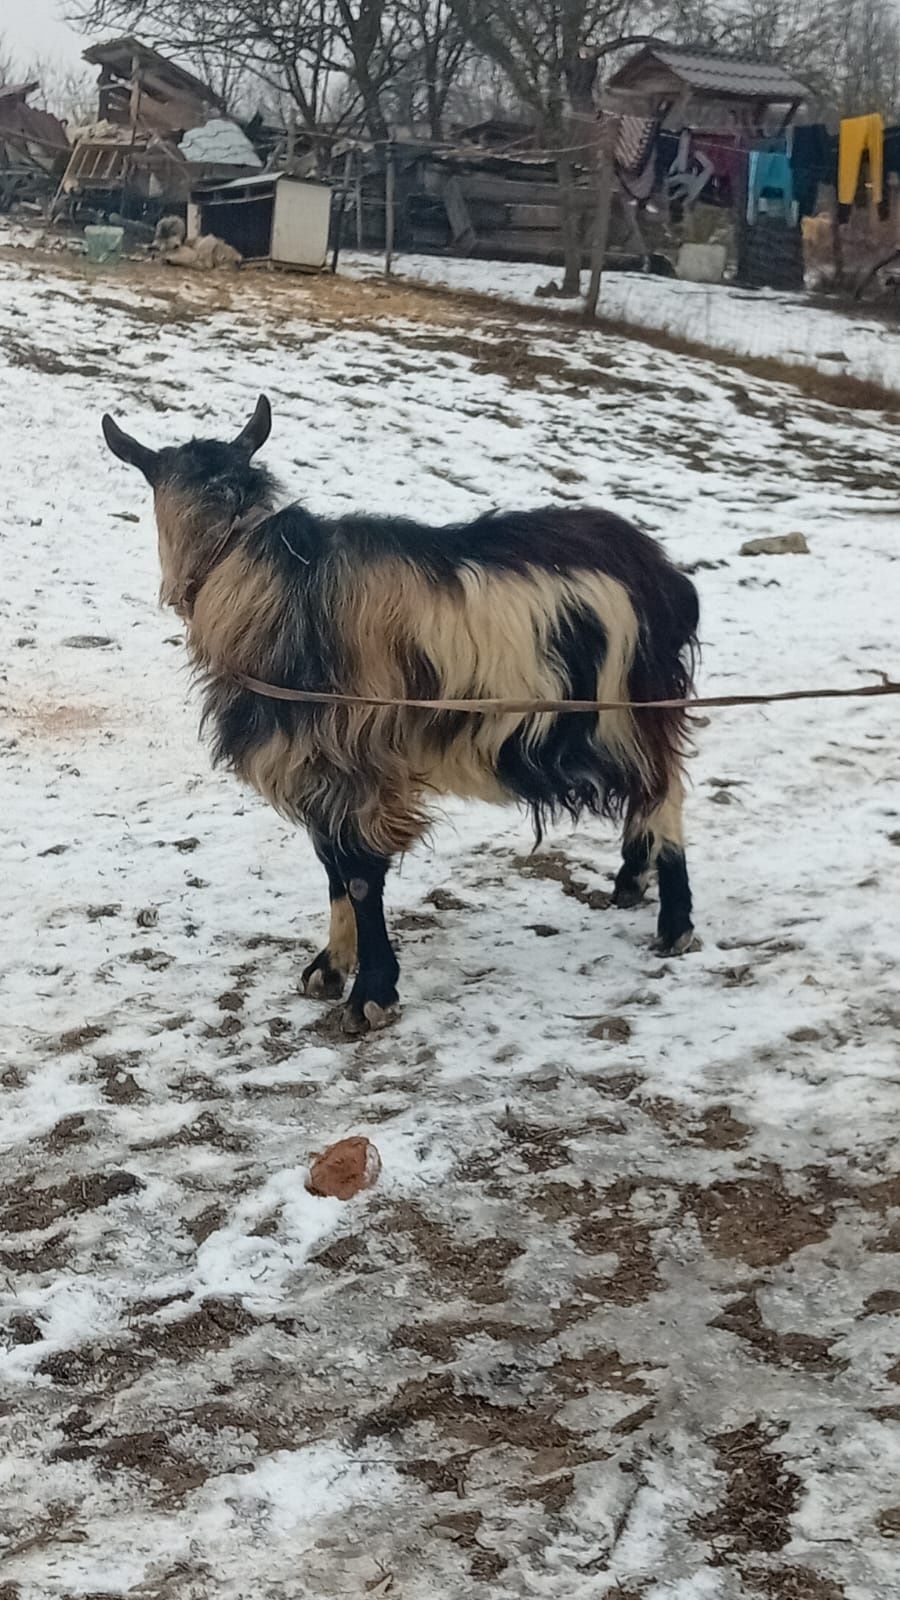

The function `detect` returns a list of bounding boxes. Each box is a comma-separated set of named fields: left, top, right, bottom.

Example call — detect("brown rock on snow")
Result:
left=739, top=532, right=810, bottom=556
left=307, top=1137, right=381, bottom=1200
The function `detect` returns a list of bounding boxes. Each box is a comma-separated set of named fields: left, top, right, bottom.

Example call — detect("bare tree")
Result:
left=70, top=0, right=382, bottom=144
left=667, top=0, right=900, bottom=115
left=399, top=0, right=470, bottom=138
left=23, top=57, right=95, bottom=124
left=448, top=0, right=663, bottom=291
left=0, top=33, right=18, bottom=87
left=70, top=0, right=473, bottom=149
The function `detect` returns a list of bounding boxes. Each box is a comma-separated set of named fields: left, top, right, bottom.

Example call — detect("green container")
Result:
left=84, top=225, right=124, bottom=265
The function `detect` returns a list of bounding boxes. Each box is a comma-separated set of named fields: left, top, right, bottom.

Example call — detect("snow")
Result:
left=344, top=248, right=900, bottom=393
left=1, top=222, right=900, bottom=1599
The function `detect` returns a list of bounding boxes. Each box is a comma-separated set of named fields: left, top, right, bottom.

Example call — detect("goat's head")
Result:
left=101, top=395, right=273, bottom=612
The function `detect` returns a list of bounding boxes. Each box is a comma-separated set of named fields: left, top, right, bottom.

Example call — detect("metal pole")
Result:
left=355, top=147, right=364, bottom=249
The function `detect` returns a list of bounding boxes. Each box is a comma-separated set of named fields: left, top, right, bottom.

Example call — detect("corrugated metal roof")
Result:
left=611, top=46, right=808, bottom=101
left=194, top=171, right=329, bottom=195
left=181, top=118, right=262, bottom=168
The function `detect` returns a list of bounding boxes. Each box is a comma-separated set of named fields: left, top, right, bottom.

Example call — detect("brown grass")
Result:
left=7, top=236, right=899, bottom=415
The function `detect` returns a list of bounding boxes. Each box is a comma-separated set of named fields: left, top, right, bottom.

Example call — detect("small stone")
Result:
left=136, top=907, right=158, bottom=929
left=865, top=1289, right=900, bottom=1316
left=739, top=533, right=809, bottom=557
left=61, top=634, right=114, bottom=648
left=710, top=789, right=736, bottom=805
left=307, top=1136, right=381, bottom=1200
left=589, top=1015, right=632, bottom=1043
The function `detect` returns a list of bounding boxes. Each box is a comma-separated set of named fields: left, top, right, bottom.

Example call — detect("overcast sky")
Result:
left=4, top=0, right=87, bottom=72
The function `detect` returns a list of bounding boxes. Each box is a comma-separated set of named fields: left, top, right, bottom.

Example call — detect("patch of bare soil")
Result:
left=701, top=1109, right=753, bottom=1154
left=38, top=1340, right=151, bottom=1393
left=710, top=1292, right=843, bottom=1372
left=0, top=1170, right=142, bottom=1233
left=54, top=1428, right=210, bottom=1498
left=13, top=701, right=108, bottom=738
left=354, top=1370, right=593, bottom=1463
left=384, top=1201, right=522, bottom=1304
left=93, top=1052, right=144, bottom=1103
left=134, top=1296, right=259, bottom=1359
left=185, top=1203, right=228, bottom=1244
left=696, top=1420, right=800, bottom=1558
left=687, top=1176, right=834, bottom=1267
left=496, top=1110, right=575, bottom=1173
left=546, top=1347, right=650, bottom=1400
left=513, top=850, right=611, bottom=910
left=531, top=1178, right=663, bottom=1305
left=54, top=1022, right=108, bottom=1053
left=750, top=1571, right=846, bottom=1600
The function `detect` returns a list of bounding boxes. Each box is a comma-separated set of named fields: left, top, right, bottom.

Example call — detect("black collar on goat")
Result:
left=101, top=394, right=699, bottom=1034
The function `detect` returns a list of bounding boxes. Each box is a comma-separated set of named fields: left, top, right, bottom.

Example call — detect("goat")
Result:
left=101, top=395, right=699, bottom=1033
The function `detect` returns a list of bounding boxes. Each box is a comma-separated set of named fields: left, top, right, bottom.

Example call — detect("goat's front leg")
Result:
left=341, top=848, right=400, bottom=1034
left=302, top=836, right=358, bottom=1000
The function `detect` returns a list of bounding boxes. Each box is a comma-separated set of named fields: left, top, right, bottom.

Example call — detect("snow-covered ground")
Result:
left=345, top=248, right=900, bottom=393
left=1, top=233, right=900, bottom=1600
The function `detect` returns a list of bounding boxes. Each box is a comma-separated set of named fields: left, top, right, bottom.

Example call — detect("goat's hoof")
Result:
left=302, top=951, right=347, bottom=1000
left=652, top=926, right=698, bottom=957
left=341, top=999, right=399, bottom=1036
left=612, top=882, right=646, bottom=910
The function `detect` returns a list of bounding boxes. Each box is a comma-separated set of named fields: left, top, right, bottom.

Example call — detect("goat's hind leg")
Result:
left=302, top=836, right=358, bottom=1000
left=340, top=847, right=400, bottom=1035
left=613, top=783, right=695, bottom=955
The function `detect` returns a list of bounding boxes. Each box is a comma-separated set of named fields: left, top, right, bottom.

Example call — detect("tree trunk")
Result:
left=556, top=155, right=582, bottom=295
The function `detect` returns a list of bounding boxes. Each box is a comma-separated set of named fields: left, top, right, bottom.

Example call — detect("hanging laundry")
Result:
left=661, top=131, right=714, bottom=217
left=883, top=126, right=900, bottom=214
left=747, top=151, right=794, bottom=224
left=693, top=133, right=747, bottom=208
left=838, top=114, right=884, bottom=223
left=790, top=124, right=835, bottom=218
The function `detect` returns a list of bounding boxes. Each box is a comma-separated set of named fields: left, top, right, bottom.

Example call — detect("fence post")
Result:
left=384, top=142, right=395, bottom=278
left=584, top=113, right=619, bottom=322
left=330, top=148, right=353, bottom=274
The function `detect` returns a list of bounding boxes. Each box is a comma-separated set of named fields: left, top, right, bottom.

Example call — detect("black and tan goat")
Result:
left=102, top=395, right=699, bottom=1032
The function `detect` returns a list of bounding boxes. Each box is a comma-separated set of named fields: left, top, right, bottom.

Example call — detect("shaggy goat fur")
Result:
left=102, top=396, right=699, bottom=1031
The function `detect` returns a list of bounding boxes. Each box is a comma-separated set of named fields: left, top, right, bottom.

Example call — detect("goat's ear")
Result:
left=102, top=414, right=160, bottom=485
left=233, top=393, right=271, bottom=457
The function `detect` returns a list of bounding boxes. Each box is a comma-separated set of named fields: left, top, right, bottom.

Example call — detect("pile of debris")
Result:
left=0, top=81, right=68, bottom=212
left=54, top=37, right=261, bottom=227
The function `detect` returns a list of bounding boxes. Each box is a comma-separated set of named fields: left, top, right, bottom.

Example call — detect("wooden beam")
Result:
left=442, top=174, right=476, bottom=252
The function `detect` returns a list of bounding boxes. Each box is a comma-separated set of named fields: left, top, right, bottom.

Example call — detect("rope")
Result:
left=235, top=672, right=900, bottom=716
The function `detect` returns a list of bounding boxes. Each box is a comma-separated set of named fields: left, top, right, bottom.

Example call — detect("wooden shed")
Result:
left=189, top=172, right=332, bottom=270
left=607, top=45, right=809, bottom=133
left=346, top=137, right=600, bottom=266
left=82, top=37, right=222, bottom=139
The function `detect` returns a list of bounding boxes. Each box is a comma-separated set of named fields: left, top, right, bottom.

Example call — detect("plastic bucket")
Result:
left=84, top=225, right=124, bottom=265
